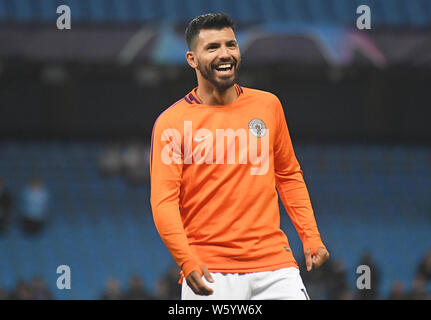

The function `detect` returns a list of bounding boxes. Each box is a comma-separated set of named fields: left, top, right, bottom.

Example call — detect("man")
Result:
left=0, top=176, right=13, bottom=234
left=150, top=13, right=329, bottom=300
left=20, top=175, right=50, bottom=235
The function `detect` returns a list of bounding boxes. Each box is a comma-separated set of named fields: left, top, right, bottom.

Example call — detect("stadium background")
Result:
left=0, top=0, right=430, bottom=299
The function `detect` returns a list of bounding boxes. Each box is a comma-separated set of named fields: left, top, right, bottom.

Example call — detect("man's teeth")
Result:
left=215, top=63, right=233, bottom=71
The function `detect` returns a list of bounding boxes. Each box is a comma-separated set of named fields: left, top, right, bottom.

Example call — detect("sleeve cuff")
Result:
left=181, top=259, right=202, bottom=279
left=303, top=237, right=326, bottom=255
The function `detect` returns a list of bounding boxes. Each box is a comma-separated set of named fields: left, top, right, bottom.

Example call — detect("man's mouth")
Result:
left=213, top=63, right=234, bottom=75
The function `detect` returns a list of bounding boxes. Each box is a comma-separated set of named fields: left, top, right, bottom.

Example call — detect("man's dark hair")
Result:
left=185, top=13, right=236, bottom=50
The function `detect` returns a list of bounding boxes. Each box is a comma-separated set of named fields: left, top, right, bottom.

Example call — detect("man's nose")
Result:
left=218, top=46, right=230, bottom=59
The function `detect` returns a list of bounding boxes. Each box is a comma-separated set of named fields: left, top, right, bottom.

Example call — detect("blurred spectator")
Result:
left=416, top=250, right=431, bottom=283
left=122, top=140, right=150, bottom=186
left=155, top=264, right=181, bottom=300
left=324, top=259, right=351, bottom=300
left=0, top=176, right=13, bottom=234
left=355, top=250, right=381, bottom=300
left=405, top=275, right=429, bottom=300
left=387, top=281, right=406, bottom=300
left=0, top=287, right=8, bottom=300
left=338, top=289, right=355, bottom=300
left=155, top=278, right=169, bottom=300
left=100, top=277, right=123, bottom=300
left=98, top=143, right=123, bottom=177
left=29, top=276, right=53, bottom=300
left=8, top=280, right=33, bottom=300
left=123, top=275, right=153, bottom=300
left=298, top=253, right=328, bottom=300
left=20, top=175, right=50, bottom=235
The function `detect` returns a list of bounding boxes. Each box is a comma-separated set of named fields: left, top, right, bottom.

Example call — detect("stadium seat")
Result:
left=1, top=0, right=430, bottom=27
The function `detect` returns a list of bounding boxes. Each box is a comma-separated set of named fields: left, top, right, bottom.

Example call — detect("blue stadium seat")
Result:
left=410, top=0, right=430, bottom=26
left=0, top=0, right=7, bottom=20
left=132, top=0, right=157, bottom=22
left=111, top=0, right=133, bottom=23
left=12, top=0, right=33, bottom=22
left=38, top=0, right=52, bottom=21
left=285, top=0, right=305, bottom=23
left=1, top=0, right=431, bottom=26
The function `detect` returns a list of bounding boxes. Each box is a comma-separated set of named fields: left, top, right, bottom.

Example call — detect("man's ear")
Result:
left=186, top=51, right=198, bottom=69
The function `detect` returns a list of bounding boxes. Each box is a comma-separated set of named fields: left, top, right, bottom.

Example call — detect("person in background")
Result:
left=0, top=176, right=13, bottom=234
left=8, top=280, right=33, bottom=300
left=356, top=250, right=381, bottom=300
left=20, top=175, right=51, bottom=235
left=98, top=142, right=123, bottom=177
left=338, top=289, right=355, bottom=300
left=155, top=264, right=182, bottom=300
left=298, top=249, right=331, bottom=300
left=405, top=275, right=429, bottom=300
left=100, top=277, right=123, bottom=300
left=416, top=250, right=431, bottom=284
left=387, top=281, right=406, bottom=300
left=0, top=287, right=8, bottom=300
left=123, top=275, right=153, bottom=300
left=324, top=259, right=351, bottom=300
left=29, top=276, right=53, bottom=300
left=122, top=140, right=151, bottom=186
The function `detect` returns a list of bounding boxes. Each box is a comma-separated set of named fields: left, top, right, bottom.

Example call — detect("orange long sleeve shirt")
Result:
left=150, top=84, right=325, bottom=279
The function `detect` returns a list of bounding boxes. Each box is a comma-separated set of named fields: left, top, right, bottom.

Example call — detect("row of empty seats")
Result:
left=0, top=0, right=430, bottom=27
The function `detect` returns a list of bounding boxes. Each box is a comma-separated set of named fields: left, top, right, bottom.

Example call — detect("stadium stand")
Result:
left=0, top=142, right=429, bottom=299
left=0, top=142, right=171, bottom=299
left=0, top=0, right=430, bottom=27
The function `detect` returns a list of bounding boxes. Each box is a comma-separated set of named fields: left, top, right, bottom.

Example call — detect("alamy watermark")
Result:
left=160, top=120, right=269, bottom=175
left=56, top=265, right=71, bottom=290
left=356, top=264, right=371, bottom=290
left=357, top=5, right=372, bottom=30
left=55, top=4, right=371, bottom=31
left=56, top=5, right=71, bottom=30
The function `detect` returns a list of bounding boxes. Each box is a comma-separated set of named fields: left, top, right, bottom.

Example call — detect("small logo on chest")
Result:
left=248, top=119, right=267, bottom=138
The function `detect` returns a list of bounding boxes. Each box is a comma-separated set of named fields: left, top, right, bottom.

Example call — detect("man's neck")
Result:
left=195, top=82, right=237, bottom=106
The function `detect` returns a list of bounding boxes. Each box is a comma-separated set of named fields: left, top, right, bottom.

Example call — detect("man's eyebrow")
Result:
left=204, top=42, right=220, bottom=48
left=204, top=40, right=237, bottom=48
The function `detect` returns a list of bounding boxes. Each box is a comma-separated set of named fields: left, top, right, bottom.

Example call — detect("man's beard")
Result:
left=197, top=58, right=240, bottom=90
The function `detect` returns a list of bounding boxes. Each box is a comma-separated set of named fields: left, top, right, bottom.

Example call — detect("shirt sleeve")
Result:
left=150, top=115, right=202, bottom=279
left=273, top=97, right=326, bottom=255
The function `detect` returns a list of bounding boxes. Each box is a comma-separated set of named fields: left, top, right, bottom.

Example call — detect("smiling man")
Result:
left=186, top=20, right=240, bottom=96
left=150, top=13, right=329, bottom=300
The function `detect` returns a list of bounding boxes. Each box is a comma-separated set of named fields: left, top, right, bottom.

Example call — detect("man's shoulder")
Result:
left=242, top=87, right=281, bottom=104
left=154, top=97, right=189, bottom=127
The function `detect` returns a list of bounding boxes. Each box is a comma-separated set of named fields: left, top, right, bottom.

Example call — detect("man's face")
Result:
left=192, top=27, right=241, bottom=90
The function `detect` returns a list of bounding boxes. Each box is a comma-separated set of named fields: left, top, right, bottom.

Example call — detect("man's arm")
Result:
left=272, top=97, right=329, bottom=270
left=150, top=116, right=213, bottom=294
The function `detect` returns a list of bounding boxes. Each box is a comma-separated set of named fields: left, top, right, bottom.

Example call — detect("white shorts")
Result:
left=181, top=267, right=310, bottom=300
